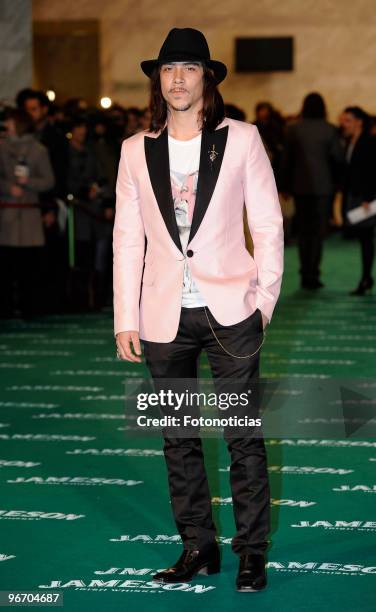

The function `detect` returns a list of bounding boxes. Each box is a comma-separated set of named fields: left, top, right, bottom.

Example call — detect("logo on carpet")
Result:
left=39, top=567, right=216, bottom=594
left=0, top=459, right=41, bottom=468
left=66, top=448, right=163, bottom=456
left=0, top=434, right=96, bottom=441
left=291, top=520, right=376, bottom=531
left=211, top=497, right=316, bottom=507
left=220, top=465, right=354, bottom=475
left=333, top=485, right=376, bottom=493
left=0, top=554, right=16, bottom=562
left=0, top=509, right=85, bottom=521
left=7, top=476, right=143, bottom=487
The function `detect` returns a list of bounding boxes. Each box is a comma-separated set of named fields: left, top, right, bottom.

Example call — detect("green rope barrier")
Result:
left=67, top=203, right=75, bottom=268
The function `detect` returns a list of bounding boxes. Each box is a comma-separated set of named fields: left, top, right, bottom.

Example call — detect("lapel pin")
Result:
left=209, top=144, right=219, bottom=164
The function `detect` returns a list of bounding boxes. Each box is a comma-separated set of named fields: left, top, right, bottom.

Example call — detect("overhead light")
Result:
left=46, top=89, right=56, bottom=102
left=100, top=97, right=112, bottom=109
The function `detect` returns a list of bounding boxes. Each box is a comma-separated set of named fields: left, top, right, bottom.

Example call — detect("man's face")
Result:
left=72, top=124, right=87, bottom=143
left=24, top=98, right=47, bottom=124
left=4, top=118, right=16, bottom=136
left=159, top=61, right=204, bottom=112
left=256, top=106, right=271, bottom=124
left=341, top=112, right=362, bottom=138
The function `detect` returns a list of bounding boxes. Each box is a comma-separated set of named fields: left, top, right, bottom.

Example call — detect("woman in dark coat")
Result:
left=340, top=106, right=376, bottom=295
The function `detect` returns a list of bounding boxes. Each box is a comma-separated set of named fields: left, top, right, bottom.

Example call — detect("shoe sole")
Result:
left=152, top=563, right=221, bottom=583
left=237, top=585, right=266, bottom=592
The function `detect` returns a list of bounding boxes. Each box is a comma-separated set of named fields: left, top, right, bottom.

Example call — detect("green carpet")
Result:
left=0, top=232, right=375, bottom=611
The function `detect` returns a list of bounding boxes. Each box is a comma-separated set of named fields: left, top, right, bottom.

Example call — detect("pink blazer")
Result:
left=113, top=117, right=284, bottom=342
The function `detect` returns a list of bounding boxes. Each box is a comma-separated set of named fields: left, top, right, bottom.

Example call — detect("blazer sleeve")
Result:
left=112, top=139, right=145, bottom=337
left=243, top=124, right=284, bottom=323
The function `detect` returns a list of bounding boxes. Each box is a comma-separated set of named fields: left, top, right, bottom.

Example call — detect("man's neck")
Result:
left=35, top=117, right=48, bottom=132
left=166, top=107, right=203, bottom=141
left=350, top=129, right=362, bottom=145
left=71, top=140, right=85, bottom=150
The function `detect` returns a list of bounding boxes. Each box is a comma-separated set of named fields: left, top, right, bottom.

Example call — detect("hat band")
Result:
left=158, top=50, right=209, bottom=63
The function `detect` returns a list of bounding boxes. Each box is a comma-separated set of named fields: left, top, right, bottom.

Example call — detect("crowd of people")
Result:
left=0, top=88, right=375, bottom=319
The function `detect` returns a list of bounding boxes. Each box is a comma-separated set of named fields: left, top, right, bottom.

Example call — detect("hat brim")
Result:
left=140, top=58, right=227, bottom=84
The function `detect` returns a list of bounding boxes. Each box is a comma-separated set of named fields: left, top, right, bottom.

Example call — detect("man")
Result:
left=19, top=89, right=70, bottom=313
left=113, top=28, right=284, bottom=592
left=66, top=117, right=102, bottom=311
left=19, top=90, right=69, bottom=201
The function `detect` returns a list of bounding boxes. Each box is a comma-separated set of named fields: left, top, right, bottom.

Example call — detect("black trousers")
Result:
left=141, top=305, right=270, bottom=556
left=0, top=246, right=44, bottom=318
left=294, top=195, right=333, bottom=283
left=343, top=192, right=375, bottom=281
left=356, top=224, right=375, bottom=280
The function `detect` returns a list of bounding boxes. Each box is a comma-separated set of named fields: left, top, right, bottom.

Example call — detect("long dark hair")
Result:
left=147, top=63, right=225, bottom=133
left=301, top=92, right=327, bottom=120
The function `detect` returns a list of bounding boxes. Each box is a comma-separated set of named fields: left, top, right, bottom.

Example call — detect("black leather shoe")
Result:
left=152, top=545, right=221, bottom=583
left=236, top=553, right=267, bottom=592
left=301, top=279, right=325, bottom=289
left=349, top=277, right=374, bottom=295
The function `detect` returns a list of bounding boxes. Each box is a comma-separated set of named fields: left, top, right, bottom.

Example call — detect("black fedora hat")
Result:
left=140, top=27, right=227, bottom=84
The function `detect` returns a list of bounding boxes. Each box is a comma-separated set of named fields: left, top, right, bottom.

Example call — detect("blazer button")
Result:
left=186, top=249, right=194, bottom=257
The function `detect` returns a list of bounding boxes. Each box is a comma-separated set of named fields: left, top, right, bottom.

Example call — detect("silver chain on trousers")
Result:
left=203, top=305, right=266, bottom=359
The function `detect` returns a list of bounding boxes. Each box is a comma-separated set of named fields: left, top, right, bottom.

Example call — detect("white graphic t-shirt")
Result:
left=168, top=133, right=207, bottom=307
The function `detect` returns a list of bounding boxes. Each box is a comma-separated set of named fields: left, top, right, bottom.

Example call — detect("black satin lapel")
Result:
left=144, top=127, right=183, bottom=254
left=188, top=124, right=229, bottom=244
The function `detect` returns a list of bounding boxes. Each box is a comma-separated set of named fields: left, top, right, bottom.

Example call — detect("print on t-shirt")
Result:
left=171, top=170, right=207, bottom=304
